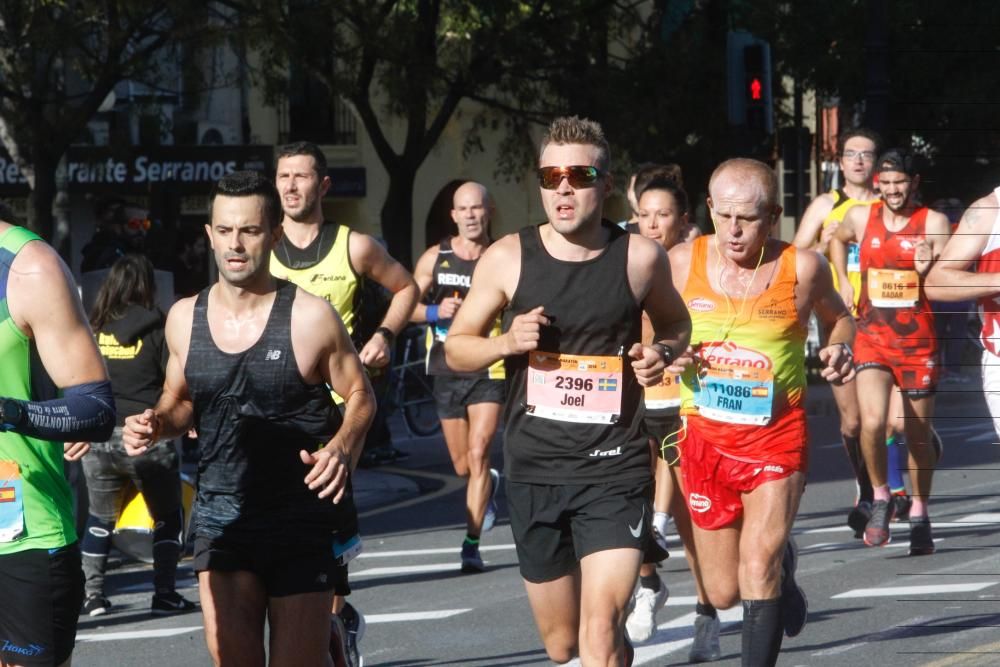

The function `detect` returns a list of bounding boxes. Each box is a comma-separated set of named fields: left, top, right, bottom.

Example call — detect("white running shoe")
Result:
left=625, top=580, right=668, bottom=643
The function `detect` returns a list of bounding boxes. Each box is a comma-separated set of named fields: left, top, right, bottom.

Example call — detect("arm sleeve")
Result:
left=3, top=380, right=116, bottom=442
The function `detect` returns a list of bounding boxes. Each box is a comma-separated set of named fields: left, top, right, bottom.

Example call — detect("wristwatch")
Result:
left=0, top=399, right=24, bottom=431
left=650, top=343, right=675, bottom=366
left=375, top=326, right=395, bottom=345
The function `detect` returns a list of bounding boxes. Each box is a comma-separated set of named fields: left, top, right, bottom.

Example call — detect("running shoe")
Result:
left=909, top=516, right=936, bottom=556
left=482, top=468, right=500, bottom=533
left=847, top=500, right=872, bottom=538
left=780, top=537, right=808, bottom=638
left=891, top=492, right=912, bottom=523
left=82, top=594, right=110, bottom=617
left=341, top=602, right=366, bottom=667
left=151, top=590, right=197, bottom=615
left=689, top=612, right=722, bottom=663
left=863, top=499, right=894, bottom=547
left=625, top=579, right=669, bottom=643
left=460, top=540, right=485, bottom=573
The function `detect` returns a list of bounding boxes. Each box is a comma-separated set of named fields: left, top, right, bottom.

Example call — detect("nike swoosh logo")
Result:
left=629, top=506, right=645, bottom=539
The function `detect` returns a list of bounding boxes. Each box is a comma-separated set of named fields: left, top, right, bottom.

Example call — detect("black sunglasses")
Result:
left=537, top=166, right=603, bottom=190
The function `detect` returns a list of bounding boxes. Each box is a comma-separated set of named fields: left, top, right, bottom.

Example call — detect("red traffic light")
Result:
left=749, top=77, right=762, bottom=101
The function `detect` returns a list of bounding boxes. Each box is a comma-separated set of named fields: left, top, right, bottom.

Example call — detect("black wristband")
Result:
left=0, top=399, right=24, bottom=431
left=375, top=326, right=395, bottom=345
left=650, top=343, right=674, bottom=366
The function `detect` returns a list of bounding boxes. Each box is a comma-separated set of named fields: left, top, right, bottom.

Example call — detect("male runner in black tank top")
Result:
left=412, top=181, right=505, bottom=573
left=123, top=171, right=375, bottom=666
left=445, top=117, right=691, bottom=666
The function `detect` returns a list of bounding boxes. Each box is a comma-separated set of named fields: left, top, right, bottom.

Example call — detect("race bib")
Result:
left=526, top=351, right=623, bottom=424
left=645, top=370, right=682, bottom=410
left=868, top=268, right=919, bottom=308
left=433, top=322, right=450, bottom=343
left=694, top=364, right=774, bottom=425
left=847, top=242, right=861, bottom=274
left=0, top=461, right=24, bottom=543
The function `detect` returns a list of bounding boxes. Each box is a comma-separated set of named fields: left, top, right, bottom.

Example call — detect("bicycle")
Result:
left=381, top=324, right=441, bottom=438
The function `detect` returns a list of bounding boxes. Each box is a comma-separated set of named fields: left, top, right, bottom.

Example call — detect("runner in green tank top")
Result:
left=0, top=208, right=115, bottom=667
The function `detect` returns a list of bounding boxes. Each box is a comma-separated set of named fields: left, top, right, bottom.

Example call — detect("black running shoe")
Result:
left=863, top=499, right=894, bottom=547
left=780, top=538, right=808, bottom=638
left=151, top=591, right=197, bottom=615
left=82, top=594, right=110, bottom=617
left=460, top=541, right=485, bottom=573
left=891, top=493, right=912, bottom=523
left=909, top=516, right=936, bottom=556
left=847, top=501, right=872, bottom=538
left=340, top=602, right=366, bottom=667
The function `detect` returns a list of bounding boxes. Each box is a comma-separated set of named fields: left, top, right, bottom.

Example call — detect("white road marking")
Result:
left=352, top=563, right=460, bottom=577
left=359, top=544, right=516, bottom=558
left=77, top=627, right=204, bottom=643
left=832, top=582, right=997, bottom=599
left=366, top=609, right=471, bottom=623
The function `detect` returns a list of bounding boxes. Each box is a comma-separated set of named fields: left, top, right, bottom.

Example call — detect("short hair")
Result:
left=838, top=127, right=882, bottom=156
left=708, top=158, right=779, bottom=212
left=633, top=163, right=684, bottom=198
left=539, top=116, right=610, bottom=170
left=876, top=147, right=919, bottom=177
left=276, top=141, right=328, bottom=179
left=209, top=170, right=282, bottom=230
left=637, top=177, right=689, bottom=215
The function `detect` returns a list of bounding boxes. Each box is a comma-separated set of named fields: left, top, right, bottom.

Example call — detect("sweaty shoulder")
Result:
left=291, top=285, right=341, bottom=330
left=794, top=245, right=826, bottom=282
left=474, top=231, right=521, bottom=300
left=7, top=235, right=78, bottom=330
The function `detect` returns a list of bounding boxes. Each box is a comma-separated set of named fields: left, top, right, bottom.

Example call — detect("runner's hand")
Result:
left=819, top=221, right=839, bottom=252
left=301, top=445, right=351, bottom=503
left=437, top=296, right=463, bottom=320
left=914, top=239, right=934, bottom=276
left=629, top=343, right=666, bottom=387
left=123, top=409, right=159, bottom=456
left=63, top=442, right=90, bottom=461
left=667, top=345, right=696, bottom=374
left=505, top=306, right=549, bottom=355
left=819, top=343, right=855, bottom=385
left=359, top=333, right=391, bottom=368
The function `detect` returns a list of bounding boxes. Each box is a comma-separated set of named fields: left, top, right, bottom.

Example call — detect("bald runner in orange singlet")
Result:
left=669, top=159, right=855, bottom=666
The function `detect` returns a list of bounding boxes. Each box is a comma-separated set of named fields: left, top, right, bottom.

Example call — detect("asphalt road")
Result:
left=72, top=376, right=1000, bottom=666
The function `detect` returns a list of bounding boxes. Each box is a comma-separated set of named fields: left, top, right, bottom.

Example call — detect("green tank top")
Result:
left=0, top=226, right=77, bottom=554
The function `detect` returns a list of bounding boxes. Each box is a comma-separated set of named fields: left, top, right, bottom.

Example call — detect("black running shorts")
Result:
left=193, top=536, right=342, bottom=597
left=506, top=478, right=655, bottom=583
left=433, top=376, right=505, bottom=419
left=0, top=543, right=84, bottom=666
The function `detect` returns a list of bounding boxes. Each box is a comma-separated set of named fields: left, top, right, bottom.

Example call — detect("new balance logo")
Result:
left=265, top=350, right=282, bottom=361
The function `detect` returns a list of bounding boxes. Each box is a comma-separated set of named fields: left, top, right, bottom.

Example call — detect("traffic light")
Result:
left=727, top=31, right=773, bottom=135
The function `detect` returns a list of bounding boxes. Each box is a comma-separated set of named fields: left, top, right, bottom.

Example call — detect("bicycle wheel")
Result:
left=401, top=368, right=441, bottom=436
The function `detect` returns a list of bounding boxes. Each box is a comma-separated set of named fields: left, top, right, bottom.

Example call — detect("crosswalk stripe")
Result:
left=833, top=582, right=996, bottom=598
left=353, top=563, right=459, bottom=577
left=367, top=609, right=471, bottom=622
left=359, top=544, right=516, bottom=558
left=77, top=627, right=204, bottom=642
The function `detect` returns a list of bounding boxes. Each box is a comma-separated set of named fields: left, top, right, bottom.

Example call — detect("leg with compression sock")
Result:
left=842, top=435, right=873, bottom=502
left=81, top=514, right=114, bottom=599
left=741, top=598, right=783, bottom=667
left=152, top=506, right=183, bottom=593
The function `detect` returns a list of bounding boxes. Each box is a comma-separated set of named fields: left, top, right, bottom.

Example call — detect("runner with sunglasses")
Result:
left=670, top=158, right=854, bottom=665
left=445, top=116, right=691, bottom=666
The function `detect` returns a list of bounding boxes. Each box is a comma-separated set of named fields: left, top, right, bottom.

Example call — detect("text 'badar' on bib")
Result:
left=868, top=268, right=919, bottom=308
left=526, top=351, right=623, bottom=424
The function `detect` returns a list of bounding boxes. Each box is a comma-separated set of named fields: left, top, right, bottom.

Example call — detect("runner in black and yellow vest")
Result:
left=412, top=181, right=505, bottom=574
left=792, top=127, right=884, bottom=538
left=272, top=142, right=418, bottom=667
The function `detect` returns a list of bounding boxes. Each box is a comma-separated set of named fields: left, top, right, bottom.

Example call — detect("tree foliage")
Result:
left=0, top=1, right=221, bottom=243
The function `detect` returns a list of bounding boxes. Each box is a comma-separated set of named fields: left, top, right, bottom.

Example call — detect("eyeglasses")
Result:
left=126, top=218, right=151, bottom=231
left=842, top=149, right=876, bottom=162
left=537, top=166, right=603, bottom=190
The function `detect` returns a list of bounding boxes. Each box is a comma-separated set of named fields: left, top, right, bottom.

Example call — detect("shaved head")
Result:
left=452, top=181, right=493, bottom=210
left=708, top=158, right=779, bottom=213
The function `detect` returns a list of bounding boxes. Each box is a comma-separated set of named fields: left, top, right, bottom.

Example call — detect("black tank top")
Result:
left=185, top=281, right=347, bottom=543
left=502, top=222, right=647, bottom=484
left=427, top=237, right=480, bottom=376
